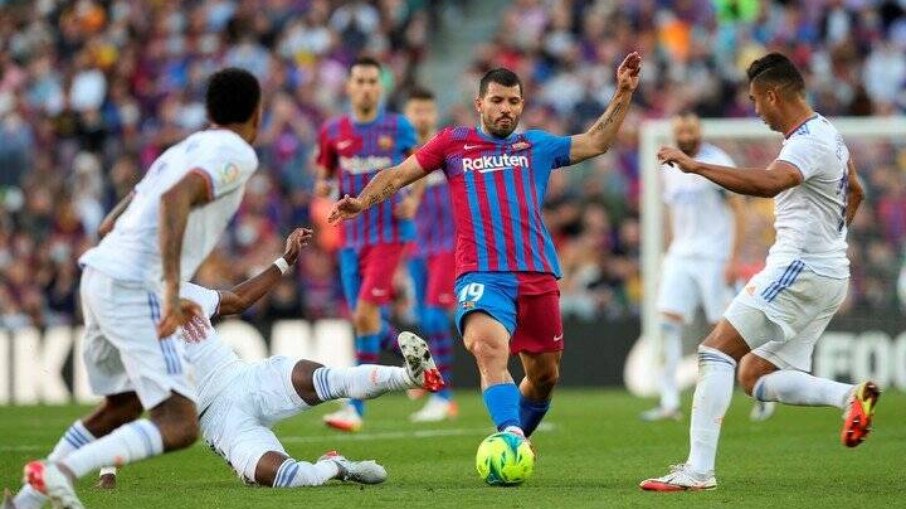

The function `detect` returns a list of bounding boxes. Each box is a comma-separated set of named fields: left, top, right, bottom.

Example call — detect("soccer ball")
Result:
left=475, top=431, right=535, bottom=486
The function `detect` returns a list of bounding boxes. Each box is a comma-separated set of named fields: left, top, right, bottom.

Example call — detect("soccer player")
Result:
left=641, top=112, right=757, bottom=422
left=640, top=53, right=877, bottom=492
left=403, top=87, right=459, bottom=422
left=85, top=228, right=445, bottom=491
left=314, top=56, right=418, bottom=432
left=16, top=68, right=263, bottom=509
left=329, top=53, right=642, bottom=442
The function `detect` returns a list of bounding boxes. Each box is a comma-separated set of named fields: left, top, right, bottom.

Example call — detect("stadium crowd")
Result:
left=1, top=0, right=904, bottom=331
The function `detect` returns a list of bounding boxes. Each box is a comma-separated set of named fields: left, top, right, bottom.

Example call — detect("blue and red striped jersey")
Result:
left=318, top=112, right=416, bottom=249
left=414, top=126, right=572, bottom=278
left=414, top=170, right=455, bottom=256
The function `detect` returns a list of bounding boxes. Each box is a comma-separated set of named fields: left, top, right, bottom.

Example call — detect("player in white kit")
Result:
left=641, top=112, right=751, bottom=422
left=640, top=53, right=878, bottom=492
left=15, top=68, right=264, bottom=509
left=93, top=228, right=445, bottom=489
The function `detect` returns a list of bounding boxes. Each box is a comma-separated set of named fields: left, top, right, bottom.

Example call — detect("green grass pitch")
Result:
left=2, top=389, right=903, bottom=508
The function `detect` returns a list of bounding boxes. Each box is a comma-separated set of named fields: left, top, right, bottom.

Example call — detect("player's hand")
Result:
left=394, top=195, right=419, bottom=219
left=328, top=194, right=365, bottom=224
left=616, top=52, right=642, bottom=92
left=182, top=314, right=211, bottom=343
left=283, top=227, right=313, bottom=265
left=314, top=178, right=334, bottom=198
left=658, top=146, right=698, bottom=173
left=157, top=297, right=204, bottom=339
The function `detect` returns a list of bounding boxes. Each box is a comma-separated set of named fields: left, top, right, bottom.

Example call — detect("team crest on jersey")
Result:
left=746, top=284, right=756, bottom=296
left=511, top=141, right=530, bottom=151
left=461, top=301, right=476, bottom=310
left=218, top=162, right=240, bottom=186
left=378, top=135, right=394, bottom=150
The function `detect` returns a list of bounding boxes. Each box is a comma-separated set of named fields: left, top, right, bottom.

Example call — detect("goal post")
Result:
left=626, top=116, right=906, bottom=396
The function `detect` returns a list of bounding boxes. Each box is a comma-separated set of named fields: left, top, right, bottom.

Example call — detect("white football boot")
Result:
left=639, top=464, right=717, bottom=492
left=23, top=461, right=84, bottom=509
left=318, top=451, right=387, bottom=484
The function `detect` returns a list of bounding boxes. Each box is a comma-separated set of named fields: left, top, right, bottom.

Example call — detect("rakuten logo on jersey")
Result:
left=339, top=156, right=393, bottom=175
left=462, top=154, right=529, bottom=173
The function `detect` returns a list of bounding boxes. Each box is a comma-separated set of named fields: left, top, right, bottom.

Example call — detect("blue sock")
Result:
left=482, top=383, right=521, bottom=431
left=519, top=396, right=551, bottom=437
left=424, top=306, right=454, bottom=400
left=352, top=333, right=381, bottom=416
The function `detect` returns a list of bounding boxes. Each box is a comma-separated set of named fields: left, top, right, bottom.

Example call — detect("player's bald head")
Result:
left=672, top=111, right=702, bottom=157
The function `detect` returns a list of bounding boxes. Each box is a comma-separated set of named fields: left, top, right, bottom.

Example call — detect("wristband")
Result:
left=273, top=257, right=290, bottom=275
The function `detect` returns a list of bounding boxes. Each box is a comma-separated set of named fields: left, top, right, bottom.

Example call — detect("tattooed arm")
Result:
left=569, top=52, right=642, bottom=165
left=328, top=155, right=428, bottom=224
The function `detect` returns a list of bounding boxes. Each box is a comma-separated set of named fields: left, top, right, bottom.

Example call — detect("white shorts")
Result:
left=199, top=355, right=309, bottom=484
left=724, top=260, right=848, bottom=372
left=80, top=267, right=194, bottom=409
left=657, top=255, right=732, bottom=323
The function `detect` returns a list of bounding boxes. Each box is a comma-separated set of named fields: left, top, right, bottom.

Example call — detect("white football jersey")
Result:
left=80, top=129, right=258, bottom=286
left=769, top=114, right=850, bottom=277
left=179, top=282, right=243, bottom=411
left=662, top=143, right=736, bottom=260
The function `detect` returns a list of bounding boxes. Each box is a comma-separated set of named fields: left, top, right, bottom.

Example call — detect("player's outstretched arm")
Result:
left=157, top=171, right=211, bottom=337
left=659, top=147, right=802, bottom=198
left=217, top=227, right=313, bottom=316
left=328, top=155, right=428, bottom=224
left=569, top=52, right=641, bottom=164
left=98, top=190, right=135, bottom=238
left=845, top=157, right=864, bottom=226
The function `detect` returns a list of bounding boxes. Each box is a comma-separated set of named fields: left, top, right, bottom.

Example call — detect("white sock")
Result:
left=659, top=320, right=683, bottom=411
left=61, top=419, right=164, bottom=479
left=272, top=458, right=339, bottom=487
left=687, top=346, right=737, bottom=475
left=753, top=370, right=853, bottom=409
left=15, top=420, right=97, bottom=509
left=312, top=365, right=413, bottom=401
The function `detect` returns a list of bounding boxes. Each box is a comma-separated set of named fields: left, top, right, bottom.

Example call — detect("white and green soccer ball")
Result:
left=475, top=431, right=535, bottom=486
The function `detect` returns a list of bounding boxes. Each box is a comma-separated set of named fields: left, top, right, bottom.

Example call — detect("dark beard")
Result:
left=485, top=117, right=517, bottom=138
left=678, top=140, right=700, bottom=157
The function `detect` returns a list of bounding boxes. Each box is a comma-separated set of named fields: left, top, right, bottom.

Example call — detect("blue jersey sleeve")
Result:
left=397, top=115, right=418, bottom=158
left=525, top=130, right=572, bottom=170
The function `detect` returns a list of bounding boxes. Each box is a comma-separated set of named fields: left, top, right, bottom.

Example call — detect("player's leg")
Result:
left=25, top=276, right=198, bottom=508
left=457, top=273, right=521, bottom=434
left=411, top=251, right=458, bottom=422
left=241, top=440, right=387, bottom=487
left=647, top=256, right=697, bottom=421
left=510, top=278, right=565, bottom=437
left=12, top=393, right=142, bottom=508
left=639, top=319, right=745, bottom=491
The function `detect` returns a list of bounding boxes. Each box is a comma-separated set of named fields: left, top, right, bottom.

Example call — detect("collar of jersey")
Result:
left=352, top=109, right=386, bottom=127
left=784, top=113, right=820, bottom=139
left=475, top=124, right=519, bottom=144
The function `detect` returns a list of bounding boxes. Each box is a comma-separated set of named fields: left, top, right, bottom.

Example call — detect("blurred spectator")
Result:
left=1, top=0, right=904, bottom=331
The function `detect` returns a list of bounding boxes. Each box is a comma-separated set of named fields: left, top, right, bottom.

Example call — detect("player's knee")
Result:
left=149, top=394, right=199, bottom=451
left=353, top=305, right=380, bottom=332
left=529, top=366, right=560, bottom=394
left=105, top=395, right=144, bottom=425
left=737, top=355, right=774, bottom=397
left=465, top=336, right=506, bottom=361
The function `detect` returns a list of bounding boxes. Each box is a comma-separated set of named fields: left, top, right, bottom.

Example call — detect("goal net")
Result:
left=626, top=116, right=906, bottom=396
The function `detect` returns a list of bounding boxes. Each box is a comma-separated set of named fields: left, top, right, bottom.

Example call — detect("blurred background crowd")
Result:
left=1, top=0, right=904, bottom=331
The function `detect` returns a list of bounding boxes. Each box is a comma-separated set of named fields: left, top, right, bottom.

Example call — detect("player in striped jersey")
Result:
left=329, top=53, right=642, bottom=443
left=403, top=88, right=459, bottom=422
left=314, top=57, right=418, bottom=432
left=641, top=53, right=878, bottom=492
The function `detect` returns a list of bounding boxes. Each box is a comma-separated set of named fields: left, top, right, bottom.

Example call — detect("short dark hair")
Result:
left=205, top=67, right=261, bottom=125
left=407, top=86, right=435, bottom=102
left=479, top=68, right=522, bottom=97
left=746, top=52, right=805, bottom=95
left=349, top=56, right=382, bottom=75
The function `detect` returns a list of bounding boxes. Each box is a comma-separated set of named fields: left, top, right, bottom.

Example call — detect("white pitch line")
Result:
left=281, top=422, right=556, bottom=444
left=0, top=445, right=46, bottom=452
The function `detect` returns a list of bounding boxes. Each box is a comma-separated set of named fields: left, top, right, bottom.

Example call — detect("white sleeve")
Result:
left=179, top=283, right=221, bottom=319
left=776, top=137, right=818, bottom=180
left=191, top=144, right=258, bottom=200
